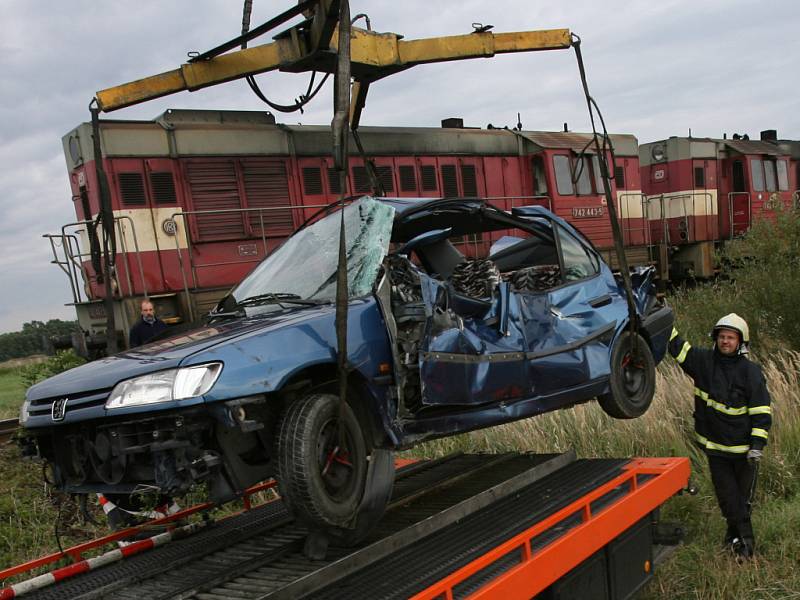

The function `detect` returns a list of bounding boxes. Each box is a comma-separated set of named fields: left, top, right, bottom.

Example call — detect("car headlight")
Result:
left=106, top=363, right=223, bottom=409
left=19, top=400, right=30, bottom=426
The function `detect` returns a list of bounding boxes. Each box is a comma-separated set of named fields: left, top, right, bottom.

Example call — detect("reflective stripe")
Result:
left=693, top=387, right=748, bottom=416
left=676, top=341, right=691, bottom=364
left=694, top=433, right=749, bottom=454
left=751, top=428, right=769, bottom=439
left=748, top=405, right=772, bottom=415
left=670, top=327, right=679, bottom=341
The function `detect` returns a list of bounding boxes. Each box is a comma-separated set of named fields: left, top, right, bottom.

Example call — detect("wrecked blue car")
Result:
left=21, top=196, right=673, bottom=538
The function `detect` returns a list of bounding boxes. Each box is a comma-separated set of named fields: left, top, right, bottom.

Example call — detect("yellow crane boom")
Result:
left=95, top=25, right=570, bottom=112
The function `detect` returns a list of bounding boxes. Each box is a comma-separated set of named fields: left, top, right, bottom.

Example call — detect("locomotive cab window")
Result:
left=776, top=160, right=789, bottom=191
left=750, top=159, right=765, bottom=192
left=694, top=166, right=706, bottom=189
left=574, top=156, right=593, bottom=196
left=553, top=155, right=574, bottom=196
left=532, top=155, right=549, bottom=196
left=763, top=160, right=777, bottom=192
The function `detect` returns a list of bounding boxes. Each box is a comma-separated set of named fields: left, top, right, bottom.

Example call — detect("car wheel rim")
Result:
left=316, top=418, right=357, bottom=501
left=621, top=352, right=646, bottom=401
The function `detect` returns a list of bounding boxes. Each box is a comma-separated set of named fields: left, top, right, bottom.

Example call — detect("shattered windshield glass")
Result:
left=231, top=197, right=395, bottom=304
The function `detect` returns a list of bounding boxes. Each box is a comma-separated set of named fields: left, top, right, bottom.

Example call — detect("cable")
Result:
left=572, top=33, right=638, bottom=337
left=240, top=0, right=330, bottom=114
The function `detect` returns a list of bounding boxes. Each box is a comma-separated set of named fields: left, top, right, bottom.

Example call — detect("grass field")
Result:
left=1, top=353, right=797, bottom=597
left=0, top=368, right=26, bottom=420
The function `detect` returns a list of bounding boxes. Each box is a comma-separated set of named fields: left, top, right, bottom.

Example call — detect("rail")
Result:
left=618, top=192, right=651, bottom=246
left=727, top=192, right=752, bottom=239
left=43, top=216, right=149, bottom=304
left=0, top=418, right=19, bottom=445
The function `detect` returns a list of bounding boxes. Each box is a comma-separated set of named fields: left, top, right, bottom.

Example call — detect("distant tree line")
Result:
left=0, top=320, right=78, bottom=362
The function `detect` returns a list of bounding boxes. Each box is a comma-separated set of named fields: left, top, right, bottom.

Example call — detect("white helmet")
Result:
left=712, top=313, right=749, bottom=354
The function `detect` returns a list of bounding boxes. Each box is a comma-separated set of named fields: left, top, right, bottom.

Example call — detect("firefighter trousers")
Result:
left=707, top=454, right=756, bottom=547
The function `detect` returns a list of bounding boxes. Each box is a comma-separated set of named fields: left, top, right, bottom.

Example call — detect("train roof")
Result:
left=640, top=135, right=790, bottom=166
left=62, top=108, right=639, bottom=170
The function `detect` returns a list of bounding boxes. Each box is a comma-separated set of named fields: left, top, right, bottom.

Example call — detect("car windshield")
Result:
left=230, top=197, right=395, bottom=304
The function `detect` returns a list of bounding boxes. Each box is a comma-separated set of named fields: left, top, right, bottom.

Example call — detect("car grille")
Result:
left=28, top=388, right=112, bottom=417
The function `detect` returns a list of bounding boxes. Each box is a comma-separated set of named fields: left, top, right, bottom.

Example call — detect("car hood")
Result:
left=26, top=305, right=330, bottom=402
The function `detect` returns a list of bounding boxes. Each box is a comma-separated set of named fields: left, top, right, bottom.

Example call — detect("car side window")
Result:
left=556, top=225, right=599, bottom=281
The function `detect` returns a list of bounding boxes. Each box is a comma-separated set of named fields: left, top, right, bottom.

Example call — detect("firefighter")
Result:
left=669, top=313, right=772, bottom=558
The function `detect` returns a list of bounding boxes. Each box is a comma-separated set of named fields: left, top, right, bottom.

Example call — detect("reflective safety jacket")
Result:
left=669, top=328, right=772, bottom=456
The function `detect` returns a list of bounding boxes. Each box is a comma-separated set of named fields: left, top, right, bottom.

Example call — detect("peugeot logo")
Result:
left=51, top=398, right=68, bottom=422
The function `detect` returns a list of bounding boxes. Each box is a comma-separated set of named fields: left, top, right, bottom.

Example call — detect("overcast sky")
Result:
left=1, top=0, right=799, bottom=334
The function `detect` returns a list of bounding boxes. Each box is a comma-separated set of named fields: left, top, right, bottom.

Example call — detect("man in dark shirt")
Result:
left=129, top=299, right=167, bottom=347
left=669, top=313, right=772, bottom=559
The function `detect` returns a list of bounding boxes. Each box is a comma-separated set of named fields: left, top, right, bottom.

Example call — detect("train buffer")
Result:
left=1, top=452, right=690, bottom=600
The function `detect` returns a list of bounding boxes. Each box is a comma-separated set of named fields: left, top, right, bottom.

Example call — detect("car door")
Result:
left=521, top=223, right=621, bottom=399
left=417, top=270, right=530, bottom=408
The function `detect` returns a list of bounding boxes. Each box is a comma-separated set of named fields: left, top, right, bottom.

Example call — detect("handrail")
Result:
left=483, top=194, right=553, bottom=212
left=645, top=191, right=715, bottom=244
left=617, top=192, right=651, bottom=246
left=169, top=203, right=331, bottom=322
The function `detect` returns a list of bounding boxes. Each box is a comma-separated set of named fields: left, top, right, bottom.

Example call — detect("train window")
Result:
left=376, top=166, right=395, bottom=193
left=591, top=156, right=605, bottom=192
left=553, top=155, right=574, bottom=196
left=573, top=156, right=593, bottom=195
left=614, top=165, right=625, bottom=189
left=556, top=224, right=599, bottom=281
left=352, top=166, right=371, bottom=193
left=118, top=172, right=146, bottom=206
left=442, top=165, right=459, bottom=197
left=328, top=167, right=342, bottom=194
left=399, top=166, right=417, bottom=192
left=776, top=160, right=789, bottom=191
left=421, top=165, right=437, bottom=191
left=694, top=166, right=706, bottom=189
left=531, top=155, right=548, bottom=196
left=461, top=164, right=478, bottom=197
left=150, top=172, right=177, bottom=204
left=302, top=167, right=323, bottom=195
left=750, top=159, right=765, bottom=192
left=763, top=160, right=777, bottom=192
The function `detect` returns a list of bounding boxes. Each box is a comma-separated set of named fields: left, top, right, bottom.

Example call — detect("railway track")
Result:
left=23, top=452, right=578, bottom=600
left=0, top=418, right=19, bottom=445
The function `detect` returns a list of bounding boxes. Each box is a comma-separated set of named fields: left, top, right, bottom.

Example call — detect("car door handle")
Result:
left=588, top=294, right=612, bottom=308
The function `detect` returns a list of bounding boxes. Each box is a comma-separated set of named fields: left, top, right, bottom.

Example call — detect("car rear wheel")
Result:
left=276, top=393, right=392, bottom=542
left=598, top=331, right=655, bottom=419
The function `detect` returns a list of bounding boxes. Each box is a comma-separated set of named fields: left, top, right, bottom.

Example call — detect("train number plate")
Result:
left=572, top=206, right=605, bottom=218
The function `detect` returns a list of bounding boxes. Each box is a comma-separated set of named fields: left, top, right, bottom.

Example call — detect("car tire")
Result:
left=277, top=393, right=381, bottom=539
left=598, top=331, right=656, bottom=419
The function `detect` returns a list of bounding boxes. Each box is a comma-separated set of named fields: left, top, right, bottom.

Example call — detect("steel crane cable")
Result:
left=571, top=33, right=639, bottom=338
left=240, top=0, right=330, bottom=113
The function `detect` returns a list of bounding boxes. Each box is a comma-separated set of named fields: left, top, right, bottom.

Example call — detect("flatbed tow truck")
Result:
left=1, top=453, right=689, bottom=600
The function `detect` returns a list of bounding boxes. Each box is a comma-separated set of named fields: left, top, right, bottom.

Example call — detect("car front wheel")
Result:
left=276, top=393, right=389, bottom=541
left=598, top=331, right=656, bottom=419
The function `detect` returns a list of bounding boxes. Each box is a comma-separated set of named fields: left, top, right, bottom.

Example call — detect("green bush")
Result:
left=20, top=350, right=86, bottom=388
left=670, top=208, right=800, bottom=353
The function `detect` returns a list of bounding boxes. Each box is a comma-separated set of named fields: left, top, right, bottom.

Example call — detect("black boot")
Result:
left=723, top=521, right=737, bottom=547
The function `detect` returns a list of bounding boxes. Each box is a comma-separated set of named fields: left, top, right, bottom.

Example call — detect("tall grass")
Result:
left=409, top=353, right=800, bottom=599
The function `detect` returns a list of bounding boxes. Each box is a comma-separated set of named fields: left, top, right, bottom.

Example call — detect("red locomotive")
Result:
left=51, top=110, right=797, bottom=350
